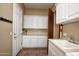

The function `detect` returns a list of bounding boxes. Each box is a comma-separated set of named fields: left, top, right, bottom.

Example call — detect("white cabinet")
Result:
left=56, top=4, right=61, bottom=24
left=56, top=3, right=79, bottom=24
left=56, top=4, right=68, bottom=24
left=24, top=15, right=33, bottom=28
left=68, top=4, right=79, bottom=16
left=22, top=36, right=47, bottom=48
left=24, top=15, right=48, bottom=29
left=68, top=4, right=79, bottom=21
left=48, top=40, right=65, bottom=56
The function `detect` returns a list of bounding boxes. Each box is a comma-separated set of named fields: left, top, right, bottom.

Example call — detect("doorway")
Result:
left=13, top=3, right=55, bottom=56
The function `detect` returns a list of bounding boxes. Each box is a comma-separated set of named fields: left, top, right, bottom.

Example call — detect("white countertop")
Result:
left=49, top=39, right=79, bottom=55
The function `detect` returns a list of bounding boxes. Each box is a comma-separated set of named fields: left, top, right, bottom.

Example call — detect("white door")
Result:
left=13, top=4, right=17, bottom=56
left=13, top=4, right=23, bottom=56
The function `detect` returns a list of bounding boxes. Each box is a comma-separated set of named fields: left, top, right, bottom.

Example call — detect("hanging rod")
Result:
left=0, top=17, right=12, bottom=23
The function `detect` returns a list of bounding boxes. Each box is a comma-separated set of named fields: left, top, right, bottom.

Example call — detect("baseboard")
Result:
left=0, top=53, right=10, bottom=56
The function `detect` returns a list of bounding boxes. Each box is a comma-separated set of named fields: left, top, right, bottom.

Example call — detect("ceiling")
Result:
left=24, top=3, right=54, bottom=10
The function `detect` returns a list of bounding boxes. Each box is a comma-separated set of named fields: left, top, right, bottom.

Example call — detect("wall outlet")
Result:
left=10, top=32, right=12, bottom=35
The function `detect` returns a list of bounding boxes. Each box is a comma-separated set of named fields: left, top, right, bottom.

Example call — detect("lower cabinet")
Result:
left=48, top=41, right=65, bottom=56
left=22, top=36, right=47, bottom=48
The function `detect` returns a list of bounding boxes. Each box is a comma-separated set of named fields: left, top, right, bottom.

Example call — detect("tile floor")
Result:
left=17, top=48, right=48, bottom=56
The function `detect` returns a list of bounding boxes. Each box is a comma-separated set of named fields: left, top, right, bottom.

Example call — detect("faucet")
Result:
left=69, top=36, right=75, bottom=43
left=63, top=33, right=79, bottom=44
left=63, top=33, right=77, bottom=44
left=64, top=34, right=75, bottom=43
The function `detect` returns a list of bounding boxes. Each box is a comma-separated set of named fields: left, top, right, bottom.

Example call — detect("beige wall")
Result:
left=64, top=21, right=79, bottom=41
left=0, top=3, right=13, bottom=56
left=23, top=29, right=48, bottom=36
left=24, top=9, right=48, bottom=15
left=0, top=3, right=13, bottom=21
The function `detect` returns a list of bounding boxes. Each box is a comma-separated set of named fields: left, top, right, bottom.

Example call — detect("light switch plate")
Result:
left=10, top=32, right=12, bottom=35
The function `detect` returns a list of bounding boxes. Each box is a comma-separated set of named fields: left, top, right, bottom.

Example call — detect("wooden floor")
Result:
left=17, top=48, right=48, bottom=56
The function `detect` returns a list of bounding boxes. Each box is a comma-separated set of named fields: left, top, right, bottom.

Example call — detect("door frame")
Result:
left=12, top=3, right=23, bottom=56
left=47, top=8, right=54, bottom=54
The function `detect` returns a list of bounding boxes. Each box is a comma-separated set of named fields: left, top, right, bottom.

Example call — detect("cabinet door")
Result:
left=56, top=4, right=61, bottom=24
left=56, top=4, right=65, bottom=24
left=33, top=16, right=48, bottom=29
left=42, top=38, right=47, bottom=47
left=59, top=4, right=65, bottom=22
left=43, top=16, right=48, bottom=29
left=56, top=3, right=69, bottom=24
left=48, top=42, right=55, bottom=56
left=24, top=15, right=34, bottom=28
left=32, top=16, right=37, bottom=28
left=22, top=36, right=30, bottom=48
left=61, top=3, right=69, bottom=22
left=69, top=4, right=79, bottom=16
left=38, top=16, right=43, bottom=28
left=68, top=3, right=79, bottom=19
left=24, top=15, right=48, bottom=29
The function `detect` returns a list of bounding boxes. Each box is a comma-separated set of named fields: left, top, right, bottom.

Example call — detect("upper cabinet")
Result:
left=56, top=3, right=79, bottom=24
left=24, top=15, right=48, bottom=29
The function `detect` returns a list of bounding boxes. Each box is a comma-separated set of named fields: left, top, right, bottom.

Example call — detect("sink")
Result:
left=49, top=39, right=79, bottom=52
left=55, top=40, right=79, bottom=48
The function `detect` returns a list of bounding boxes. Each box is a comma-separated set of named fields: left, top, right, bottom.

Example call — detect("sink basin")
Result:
left=49, top=39, right=79, bottom=52
left=54, top=40, right=79, bottom=48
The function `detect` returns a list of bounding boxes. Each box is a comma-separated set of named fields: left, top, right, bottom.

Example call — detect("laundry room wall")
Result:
left=63, top=21, right=79, bottom=42
left=0, top=3, right=13, bottom=56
